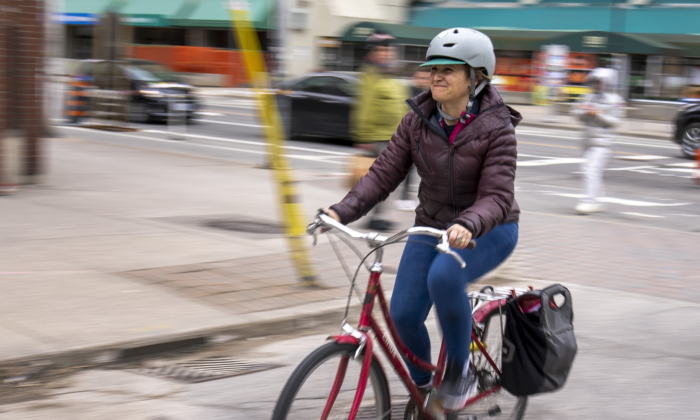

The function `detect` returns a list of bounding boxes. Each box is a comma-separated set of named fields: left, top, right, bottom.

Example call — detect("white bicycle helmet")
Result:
left=421, top=28, right=496, bottom=120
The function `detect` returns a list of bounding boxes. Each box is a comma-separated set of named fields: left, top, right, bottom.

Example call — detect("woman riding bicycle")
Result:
left=323, top=28, right=521, bottom=412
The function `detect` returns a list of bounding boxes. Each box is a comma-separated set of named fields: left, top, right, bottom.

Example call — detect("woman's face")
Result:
left=430, top=65, right=470, bottom=103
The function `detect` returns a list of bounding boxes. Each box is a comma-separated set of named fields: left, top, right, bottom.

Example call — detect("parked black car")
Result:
left=72, top=59, right=198, bottom=123
left=277, top=73, right=358, bottom=140
left=673, top=100, right=700, bottom=158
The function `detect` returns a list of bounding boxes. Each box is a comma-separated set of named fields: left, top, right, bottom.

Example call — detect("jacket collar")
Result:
left=407, top=84, right=523, bottom=142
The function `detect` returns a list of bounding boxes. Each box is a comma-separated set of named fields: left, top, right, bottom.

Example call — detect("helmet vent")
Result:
left=443, top=43, right=456, bottom=48
left=453, top=29, right=459, bottom=34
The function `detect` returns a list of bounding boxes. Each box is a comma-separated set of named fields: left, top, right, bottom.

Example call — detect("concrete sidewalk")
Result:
left=0, top=137, right=400, bottom=370
left=1, top=133, right=697, bottom=375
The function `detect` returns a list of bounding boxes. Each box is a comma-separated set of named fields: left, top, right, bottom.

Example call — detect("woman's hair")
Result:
left=469, top=66, right=491, bottom=84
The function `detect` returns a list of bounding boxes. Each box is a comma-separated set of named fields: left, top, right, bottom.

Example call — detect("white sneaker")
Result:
left=395, top=199, right=419, bottom=212
left=575, top=202, right=604, bottom=214
left=432, top=362, right=479, bottom=412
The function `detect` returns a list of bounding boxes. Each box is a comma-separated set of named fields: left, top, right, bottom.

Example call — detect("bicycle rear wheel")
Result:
left=464, top=306, right=527, bottom=420
left=272, top=341, right=391, bottom=420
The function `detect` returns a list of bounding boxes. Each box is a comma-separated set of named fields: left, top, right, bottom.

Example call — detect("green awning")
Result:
left=63, top=0, right=120, bottom=14
left=119, top=0, right=194, bottom=27
left=170, top=0, right=275, bottom=30
left=340, top=22, right=442, bottom=45
left=339, top=22, right=568, bottom=51
left=340, top=22, right=688, bottom=56
left=541, top=31, right=684, bottom=56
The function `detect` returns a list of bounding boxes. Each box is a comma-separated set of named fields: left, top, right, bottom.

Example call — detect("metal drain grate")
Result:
left=132, top=357, right=282, bottom=383
left=354, top=401, right=409, bottom=419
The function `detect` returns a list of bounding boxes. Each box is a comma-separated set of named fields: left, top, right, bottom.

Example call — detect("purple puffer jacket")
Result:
left=331, top=84, right=521, bottom=238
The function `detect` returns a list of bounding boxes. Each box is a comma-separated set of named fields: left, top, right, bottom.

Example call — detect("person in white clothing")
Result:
left=571, top=68, right=625, bottom=214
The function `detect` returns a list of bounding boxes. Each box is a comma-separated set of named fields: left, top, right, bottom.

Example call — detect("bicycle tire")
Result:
left=272, top=341, right=392, bottom=420
left=468, top=304, right=528, bottom=420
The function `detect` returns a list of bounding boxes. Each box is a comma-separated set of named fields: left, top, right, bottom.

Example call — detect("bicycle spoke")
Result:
left=275, top=343, right=388, bottom=420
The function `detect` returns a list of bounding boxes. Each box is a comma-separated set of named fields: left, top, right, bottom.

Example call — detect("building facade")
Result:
left=1, top=0, right=46, bottom=192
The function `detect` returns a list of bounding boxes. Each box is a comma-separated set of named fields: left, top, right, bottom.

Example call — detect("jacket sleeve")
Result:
left=454, top=125, right=517, bottom=238
left=330, top=114, right=414, bottom=225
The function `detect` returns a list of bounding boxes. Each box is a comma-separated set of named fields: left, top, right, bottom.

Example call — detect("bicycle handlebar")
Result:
left=306, top=211, right=473, bottom=269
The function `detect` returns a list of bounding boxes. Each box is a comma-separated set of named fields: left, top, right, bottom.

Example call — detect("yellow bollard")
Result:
left=228, top=1, right=317, bottom=287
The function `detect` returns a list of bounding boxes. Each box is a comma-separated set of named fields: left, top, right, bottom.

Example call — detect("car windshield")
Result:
left=127, top=66, right=161, bottom=82
left=135, top=63, right=181, bottom=83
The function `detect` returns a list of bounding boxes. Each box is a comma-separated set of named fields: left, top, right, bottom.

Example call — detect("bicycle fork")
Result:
left=326, top=324, right=374, bottom=420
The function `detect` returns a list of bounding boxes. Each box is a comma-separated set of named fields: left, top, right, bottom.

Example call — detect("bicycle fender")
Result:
left=328, top=334, right=360, bottom=346
left=473, top=299, right=507, bottom=323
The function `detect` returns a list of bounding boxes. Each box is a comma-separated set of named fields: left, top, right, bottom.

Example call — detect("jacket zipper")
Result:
left=416, top=138, right=432, bottom=170
left=406, top=99, right=448, bottom=141
left=449, top=147, right=457, bottom=218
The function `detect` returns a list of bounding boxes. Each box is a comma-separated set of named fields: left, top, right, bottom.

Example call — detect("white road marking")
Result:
left=621, top=212, right=665, bottom=219
left=197, top=112, right=224, bottom=117
left=195, top=119, right=264, bottom=128
left=203, top=101, right=257, bottom=109
left=543, top=192, right=690, bottom=207
left=143, top=130, right=352, bottom=156
left=618, top=155, right=669, bottom=161
left=60, top=126, right=347, bottom=164
left=670, top=214, right=700, bottom=217
left=518, top=129, right=679, bottom=150
left=518, top=153, right=558, bottom=159
left=665, top=162, right=697, bottom=168
left=656, top=168, right=697, bottom=173
left=518, top=158, right=584, bottom=167
left=606, top=166, right=656, bottom=171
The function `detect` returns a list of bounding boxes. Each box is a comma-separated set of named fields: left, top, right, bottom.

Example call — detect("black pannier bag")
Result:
left=500, top=284, right=577, bottom=396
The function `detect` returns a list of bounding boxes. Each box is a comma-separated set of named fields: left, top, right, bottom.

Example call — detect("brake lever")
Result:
left=306, top=218, right=322, bottom=246
left=436, top=232, right=467, bottom=269
left=445, top=248, right=466, bottom=269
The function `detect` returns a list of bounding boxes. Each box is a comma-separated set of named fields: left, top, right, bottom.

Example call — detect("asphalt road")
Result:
left=58, top=92, right=699, bottom=234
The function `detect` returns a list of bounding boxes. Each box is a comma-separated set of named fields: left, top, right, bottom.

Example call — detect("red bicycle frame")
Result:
left=325, top=269, right=506, bottom=420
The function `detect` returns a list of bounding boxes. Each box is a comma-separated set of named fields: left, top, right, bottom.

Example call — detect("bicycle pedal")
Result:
left=423, top=393, right=448, bottom=420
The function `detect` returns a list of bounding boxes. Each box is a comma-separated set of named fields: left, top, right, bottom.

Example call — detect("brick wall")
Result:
left=0, top=0, right=45, bottom=185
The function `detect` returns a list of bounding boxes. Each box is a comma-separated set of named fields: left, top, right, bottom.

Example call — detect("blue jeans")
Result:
left=389, top=222, right=519, bottom=385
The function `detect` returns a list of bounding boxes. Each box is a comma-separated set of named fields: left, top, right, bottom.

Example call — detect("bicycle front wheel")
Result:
left=466, top=306, right=528, bottom=420
left=272, top=341, right=391, bottom=420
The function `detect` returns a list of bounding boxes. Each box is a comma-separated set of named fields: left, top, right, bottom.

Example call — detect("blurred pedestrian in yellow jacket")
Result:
left=352, top=33, right=409, bottom=231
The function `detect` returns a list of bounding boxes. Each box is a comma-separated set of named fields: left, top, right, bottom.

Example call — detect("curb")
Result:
left=0, top=299, right=360, bottom=373
left=518, top=121, right=673, bottom=142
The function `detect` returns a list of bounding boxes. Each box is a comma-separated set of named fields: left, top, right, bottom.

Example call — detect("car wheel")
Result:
left=680, top=122, right=700, bottom=159
left=129, top=101, right=149, bottom=123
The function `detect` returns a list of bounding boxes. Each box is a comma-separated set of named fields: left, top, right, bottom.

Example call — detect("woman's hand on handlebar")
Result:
left=446, top=224, right=473, bottom=250
left=320, top=208, right=341, bottom=233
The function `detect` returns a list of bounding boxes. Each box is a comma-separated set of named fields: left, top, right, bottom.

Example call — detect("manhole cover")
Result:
left=204, top=220, right=283, bottom=234
left=355, top=401, right=408, bottom=419
left=132, top=357, right=281, bottom=383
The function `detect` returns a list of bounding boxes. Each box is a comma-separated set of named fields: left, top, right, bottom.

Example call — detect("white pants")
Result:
left=580, top=147, right=610, bottom=203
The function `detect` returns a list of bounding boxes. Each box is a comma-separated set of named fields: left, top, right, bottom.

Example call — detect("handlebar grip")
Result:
left=467, top=240, right=476, bottom=250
